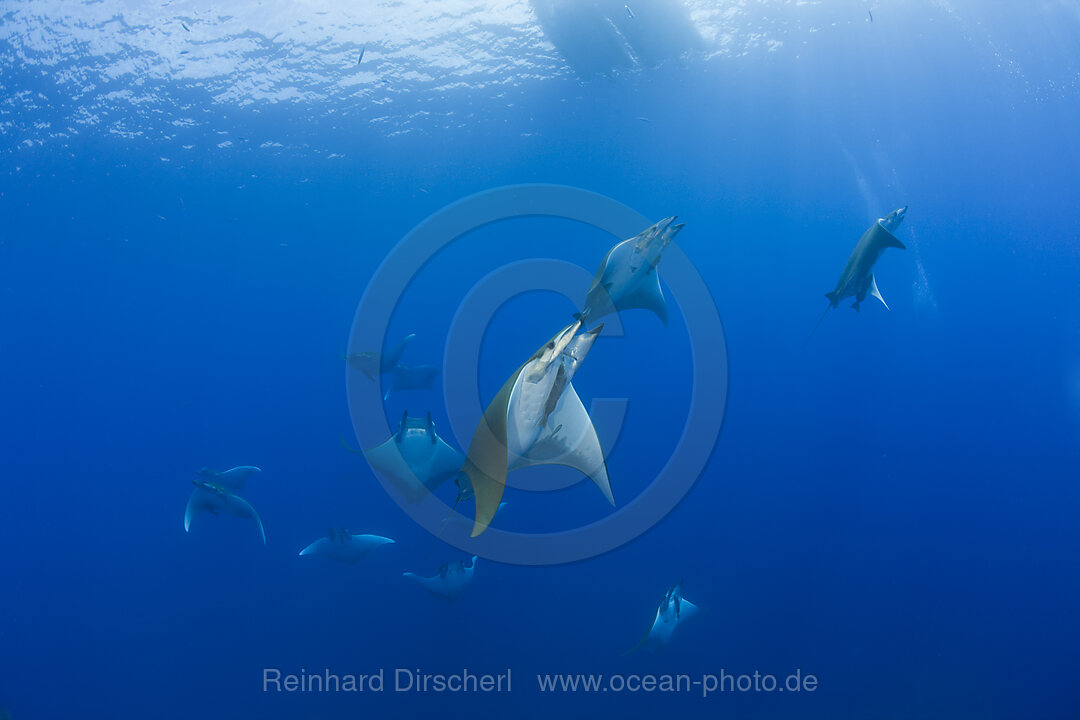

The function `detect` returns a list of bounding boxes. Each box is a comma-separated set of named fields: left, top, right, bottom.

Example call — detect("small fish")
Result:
left=868, top=10, right=873, bottom=22
left=181, top=22, right=190, bottom=32
left=358, top=46, right=365, bottom=65
left=637, top=116, right=651, bottom=123
left=625, top=5, right=635, bottom=19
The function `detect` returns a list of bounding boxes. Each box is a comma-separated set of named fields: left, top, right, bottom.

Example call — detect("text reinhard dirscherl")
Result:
left=262, top=668, right=819, bottom=697
left=263, top=668, right=512, bottom=694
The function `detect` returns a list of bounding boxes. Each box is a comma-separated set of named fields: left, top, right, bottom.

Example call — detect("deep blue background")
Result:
left=1, top=6, right=1079, bottom=719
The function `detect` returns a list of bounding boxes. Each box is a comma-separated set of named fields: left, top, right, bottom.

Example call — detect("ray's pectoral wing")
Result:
left=585, top=240, right=668, bottom=323
left=867, top=274, right=891, bottom=312
left=299, top=537, right=331, bottom=557
left=623, top=605, right=664, bottom=656
left=404, top=572, right=451, bottom=599
left=511, top=383, right=613, bottom=505
left=462, top=367, right=520, bottom=537
left=585, top=242, right=624, bottom=296
left=677, top=598, right=700, bottom=620
left=582, top=241, right=629, bottom=319
left=868, top=221, right=907, bottom=251
left=365, top=437, right=431, bottom=504
left=618, top=267, right=668, bottom=324
left=184, top=489, right=214, bottom=532
left=382, top=332, right=416, bottom=372
left=647, top=607, right=674, bottom=643
left=422, top=438, right=466, bottom=492
left=226, top=494, right=266, bottom=544
left=215, top=465, right=260, bottom=491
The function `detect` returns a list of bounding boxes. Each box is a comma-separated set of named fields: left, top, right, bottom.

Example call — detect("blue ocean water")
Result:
left=1, top=1, right=1079, bottom=718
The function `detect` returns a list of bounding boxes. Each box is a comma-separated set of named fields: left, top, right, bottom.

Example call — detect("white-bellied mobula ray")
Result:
left=827, top=206, right=907, bottom=313
left=383, top=363, right=440, bottom=401
left=624, top=582, right=700, bottom=654
left=460, top=319, right=611, bottom=537
left=403, top=556, right=477, bottom=601
left=345, top=332, right=416, bottom=381
left=807, top=207, right=907, bottom=342
left=579, top=216, right=683, bottom=325
left=363, top=411, right=465, bottom=504
left=184, top=479, right=266, bottom=544
left=299, top=527, right=394, bottom=564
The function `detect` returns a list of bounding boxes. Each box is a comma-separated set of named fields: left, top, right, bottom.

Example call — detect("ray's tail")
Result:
left=803, top=304, right=831, bottom=347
